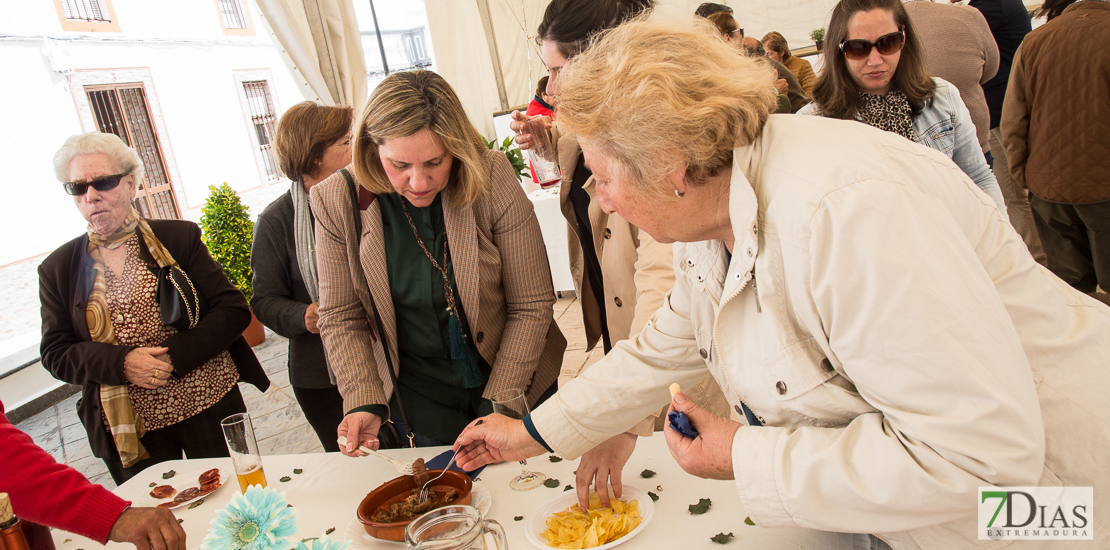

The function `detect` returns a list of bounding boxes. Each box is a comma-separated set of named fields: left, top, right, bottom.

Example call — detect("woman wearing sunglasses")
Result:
left=39, top=132, right=269, bottom=484
left=799, top=0, right=1005, bottom=212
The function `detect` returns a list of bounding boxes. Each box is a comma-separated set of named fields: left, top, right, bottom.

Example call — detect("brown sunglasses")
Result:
left=839, top=30, right=905, bottom=61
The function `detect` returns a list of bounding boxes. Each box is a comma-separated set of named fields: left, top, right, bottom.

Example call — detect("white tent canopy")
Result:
left=256, top=0, right=368, bottom=108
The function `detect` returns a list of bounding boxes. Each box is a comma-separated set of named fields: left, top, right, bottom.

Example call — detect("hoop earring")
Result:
left=674, top=188, right=685, bottom=198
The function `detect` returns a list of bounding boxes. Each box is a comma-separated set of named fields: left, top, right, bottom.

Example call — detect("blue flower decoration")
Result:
left=294, top=536, right=350, bottom=550
left=204, top=485, right=299, bottom=550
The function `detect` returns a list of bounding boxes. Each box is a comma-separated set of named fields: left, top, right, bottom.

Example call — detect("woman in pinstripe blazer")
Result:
left=310, top=71, right=567, bottom=454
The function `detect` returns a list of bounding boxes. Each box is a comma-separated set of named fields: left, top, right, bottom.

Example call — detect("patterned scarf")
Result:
left=87, top=208, right=178, bottom=467
left=857, top=89, right=918, bottom=142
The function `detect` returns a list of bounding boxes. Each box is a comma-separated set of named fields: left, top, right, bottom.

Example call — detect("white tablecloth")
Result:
left=56, top=436, right=863, bottom=550
left=528, top=188, right=574, bottom=294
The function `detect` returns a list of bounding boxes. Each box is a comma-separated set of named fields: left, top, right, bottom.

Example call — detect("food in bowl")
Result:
left=542, top=493, right=642, bottom=548
left=357, top=460, right=473, bottom=541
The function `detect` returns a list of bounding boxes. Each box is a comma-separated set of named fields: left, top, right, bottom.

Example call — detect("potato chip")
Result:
left=541, top=493, right=643, bottom=548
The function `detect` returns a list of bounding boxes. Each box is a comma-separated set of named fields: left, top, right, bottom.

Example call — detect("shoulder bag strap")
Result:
left=340, top=168, right=415, bottom=448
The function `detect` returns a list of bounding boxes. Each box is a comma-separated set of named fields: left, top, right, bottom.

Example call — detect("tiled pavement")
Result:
left=13, top=295, right=595, bottom=492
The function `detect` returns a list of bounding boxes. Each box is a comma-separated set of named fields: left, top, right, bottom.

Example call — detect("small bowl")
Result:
left=356, top=470, right=473, bottom=541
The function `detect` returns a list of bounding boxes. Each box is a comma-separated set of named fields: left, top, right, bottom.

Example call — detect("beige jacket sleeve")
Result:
left=1001, top=43, right=1030, bottom=189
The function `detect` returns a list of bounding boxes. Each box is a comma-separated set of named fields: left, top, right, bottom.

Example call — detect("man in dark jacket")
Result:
left=1002, top=0, right=1110, bottom=301
left=969, top=0, right=1045, bottom=265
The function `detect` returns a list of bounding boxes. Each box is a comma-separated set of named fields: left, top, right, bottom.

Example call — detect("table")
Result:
left=528, top=188, right=574, bottom=294
left=55, top=437, right=862, bottom=549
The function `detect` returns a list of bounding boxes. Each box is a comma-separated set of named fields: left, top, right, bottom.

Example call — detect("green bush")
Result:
left=483, top=135, right=529, bottom=180
left=200, top=182, right=254, bottom=301
left=811, top=28, right=826, bottom=42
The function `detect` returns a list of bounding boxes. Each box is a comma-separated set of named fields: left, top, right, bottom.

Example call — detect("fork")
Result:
left=418, top=419, right=482, bottom=503
left=336, top=435, right=414, bottom=475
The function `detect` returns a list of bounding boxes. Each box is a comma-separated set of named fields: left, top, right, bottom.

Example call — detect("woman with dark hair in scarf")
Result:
left=798, top=0, right=1005, bottom=211
left=252, top=101, right=354, bottom=452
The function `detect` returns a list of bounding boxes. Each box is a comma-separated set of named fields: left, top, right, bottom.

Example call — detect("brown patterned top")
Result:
left=105, top=236, right=238, bottom=431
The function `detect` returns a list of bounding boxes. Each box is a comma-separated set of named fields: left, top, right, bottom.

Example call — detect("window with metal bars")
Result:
left=242, top=81, right=281, bottom=180
left=61, top=0, right=110, bottom=22
left=86, top=84, right=180, bottom=220
left=218, top=0, right=250, bottom=29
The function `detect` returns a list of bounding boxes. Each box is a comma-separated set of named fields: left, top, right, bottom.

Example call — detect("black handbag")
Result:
left=157, top=264, right=207, bottom=331
left=341, top=168, right=416, bottom=449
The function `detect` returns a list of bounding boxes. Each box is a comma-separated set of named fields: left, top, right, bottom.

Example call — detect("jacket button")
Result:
left=604, top=228, right=612, bottom=239
left=776, top=381, right=787, bottom=395
left=696, top=274, right=704, bottom=282
left=734, top=404, right=743, bottom=415
left=686, top=258, right=695, bottom=267
left=820, top=358, right=834, bottom=372
left=747, top=248, right=754, bottom=257
left=613, top=297, right=623, bottom=307
left=699, top=348, right=708, bottom=359
left=475, top=332, right=484, bottom=343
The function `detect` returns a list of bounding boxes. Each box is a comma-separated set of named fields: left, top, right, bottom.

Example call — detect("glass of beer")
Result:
left=220, top=412, right=267, bottom=493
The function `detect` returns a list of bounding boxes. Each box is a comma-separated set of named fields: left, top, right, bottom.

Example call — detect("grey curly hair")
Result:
left=53, top=132, right=145, bottom=184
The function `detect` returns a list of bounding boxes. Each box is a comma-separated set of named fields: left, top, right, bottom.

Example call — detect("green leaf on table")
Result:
left=648, top=491, right=659, bottom=502
left=188, top=499, right=204, bottom=509
left=564, top=485, right=573, bottom=491
left=640, top=469, right=656, bottom=478
left=688, top=498, right=712, bottom=515
left=543, top=478, right=561, bottom=488
left=744, top=517, right=755, bottom=526
left=325, top=527, right=335, bottom=535
left=549, top=455, right=563, bottom=463
left=710, top=532, right=734, bottom=544
left=149, top=482, right=157, bottom=487
left=514, top=516, right=524, bottom=522
left=177, top=519, right=183, bottom=524
left=280, top=476, right=291, bottom=482
left=293, top=469, right=303, bottom=475
left=300, top=538, right=318, bottom=543
left=162, top=470, right=176, bottom=479
left=63, top=540, right=72, bottom=544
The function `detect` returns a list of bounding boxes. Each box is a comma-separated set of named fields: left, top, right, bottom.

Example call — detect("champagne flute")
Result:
left=490, top=388, right=546, bottom=491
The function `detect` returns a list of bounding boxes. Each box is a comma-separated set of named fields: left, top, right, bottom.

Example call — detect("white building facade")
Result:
left=1, top=0, right=304, bottom=267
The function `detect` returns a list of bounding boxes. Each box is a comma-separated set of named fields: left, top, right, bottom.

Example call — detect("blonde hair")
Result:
left=556, top=17, right=776, bottom=196
left=274, top=101, right=354, bottom=182
left=352, top=71, right=488, bottom=206
left=53, top=132, right=145, bottom=184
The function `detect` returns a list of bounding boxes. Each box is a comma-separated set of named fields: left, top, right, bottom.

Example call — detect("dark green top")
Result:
left=370, top=193, right=493, bottom=443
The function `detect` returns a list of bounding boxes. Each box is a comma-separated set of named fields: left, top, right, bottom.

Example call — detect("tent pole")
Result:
left=476, top=0, right=510, bottom=110
left=368, top=0, right=389, bottom=75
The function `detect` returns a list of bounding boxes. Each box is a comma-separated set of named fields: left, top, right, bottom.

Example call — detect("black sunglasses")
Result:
left=839, top=30, right=905, bottom=61
left=63, top=172, right=129, bottom=196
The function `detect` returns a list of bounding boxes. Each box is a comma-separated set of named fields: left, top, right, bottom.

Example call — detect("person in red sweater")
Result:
left=0, top=402, right=185, bottom=550
left=525, top=76, right=556, bottom=185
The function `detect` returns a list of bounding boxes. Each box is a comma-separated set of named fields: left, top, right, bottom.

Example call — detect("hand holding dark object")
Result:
left=663, top=392, right=739, bottom=480
left=108, top=507, right=186, bottom=550
left=337, top=411, right=382, bottom=457
left=304, top=302, right=320, bottom=334
left=576, top=432, right=637, bottom=511
left=667, top=410, right=699, bottom=438
left=452, top=413, right=545, bottom=471
left=123, top=347, right=172, bottom=389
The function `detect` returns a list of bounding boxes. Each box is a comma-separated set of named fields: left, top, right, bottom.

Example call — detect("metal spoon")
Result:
left=418, top=419, right=482, bottom=503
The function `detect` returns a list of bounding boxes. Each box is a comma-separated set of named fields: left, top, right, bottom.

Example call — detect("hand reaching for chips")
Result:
left=542, top=492, right=643, bottom=549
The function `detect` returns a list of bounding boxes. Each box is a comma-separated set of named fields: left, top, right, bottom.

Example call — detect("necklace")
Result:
left=399, top=198, right=485, bottom=389
left=400, top=200, right=460, bottom=322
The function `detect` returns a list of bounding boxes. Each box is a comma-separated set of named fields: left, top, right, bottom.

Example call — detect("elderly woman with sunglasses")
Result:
left=453, top=17, right=1110, bottom=549
left=798, top=0, right=1005, bottom=212
left=39, top=132, right=269, bottom=484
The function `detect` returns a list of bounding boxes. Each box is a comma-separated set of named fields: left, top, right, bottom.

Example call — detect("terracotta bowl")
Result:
left=356, top=470, right=473, bottom=541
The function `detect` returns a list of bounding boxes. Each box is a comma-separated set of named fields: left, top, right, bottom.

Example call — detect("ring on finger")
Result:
left=150, top=376, right=158, bottom=385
